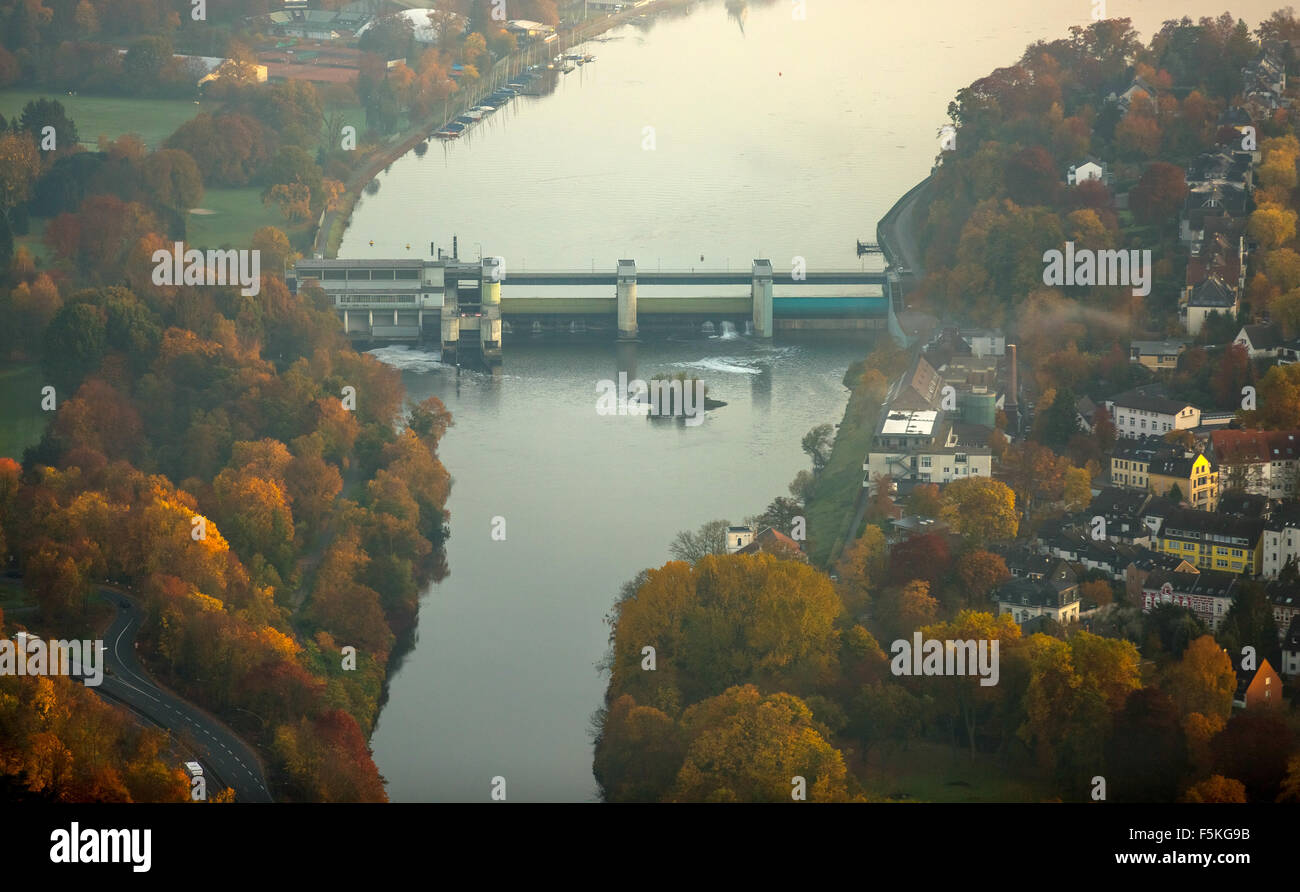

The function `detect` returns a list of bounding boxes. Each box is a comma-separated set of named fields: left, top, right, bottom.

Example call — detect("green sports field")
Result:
left=0, top=364, right=49, bottom=461
left=187, top=187, right=290, bottom=249
left=0, top=89, right=219, bottom=150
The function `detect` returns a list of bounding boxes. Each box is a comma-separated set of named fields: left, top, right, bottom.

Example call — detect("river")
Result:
left=352, top=0, right=1281, bottom=801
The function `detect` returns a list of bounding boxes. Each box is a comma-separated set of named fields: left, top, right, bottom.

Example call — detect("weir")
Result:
left=291, top=255, right=897, bottom=367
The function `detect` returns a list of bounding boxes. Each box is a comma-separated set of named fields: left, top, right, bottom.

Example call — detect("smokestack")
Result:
left=1005, top=343, right=1020, bottom=435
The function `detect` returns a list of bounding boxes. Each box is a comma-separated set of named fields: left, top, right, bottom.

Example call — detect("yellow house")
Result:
left=1110, top=449, right=1152, bottom=490
left=1148, top=453, right=1218, bottom=510
left=1156, top=508, right=1263, bottom=575
left=1111, top=442, right=1217, bottom=508
left=1129, top=339, right=1186, bottom=371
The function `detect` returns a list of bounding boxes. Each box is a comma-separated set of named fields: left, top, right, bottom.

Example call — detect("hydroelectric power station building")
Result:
left=291, top=255, right=901, bottom=366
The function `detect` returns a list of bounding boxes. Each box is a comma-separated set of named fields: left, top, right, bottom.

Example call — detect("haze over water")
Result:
left=360, top=0, right=1283, bottom=801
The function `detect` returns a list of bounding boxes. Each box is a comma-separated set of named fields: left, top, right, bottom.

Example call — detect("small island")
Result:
left=645, top=372, right=727, bottom=423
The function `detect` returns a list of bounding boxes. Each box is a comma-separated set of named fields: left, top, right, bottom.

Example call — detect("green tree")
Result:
left=801, top=423, right=835, bottom=473
left=1217, top=581, right=1282, bottom=669
left=124, top=36, right=173, bottom=83
left=1036, top=385, right=1079, bottom=449
left=141, top=148, right=203, bottom=213
left=18, top=98, right=78, bottom=148
left=42, top=302, right=106, bottom=392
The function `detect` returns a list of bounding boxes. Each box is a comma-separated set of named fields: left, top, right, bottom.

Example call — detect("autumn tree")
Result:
left=1062, top=571, right=1106, bottom=609
left=1161, top=634, right=1235, bottom=720
left=905, top=483, right=941, bottom=517
left=1180, top=775, right=1247, bottom=803
left=252, top=226, right=293, bottom=275
left=1022, top=631, right=1141, bottom=781
left=886, top=532, right=952, bottom=588
left=1129, top=161, right=1186, bottom=224
left=835, top=525, right=886, bottom=616
left=1248, top=204, right=1298, bottom=250
left=0, top=130, right=41, bottom=212
left=608, top=554, right=842, bottom=709
left=954, top=549, right=1010, bottom=607
left=921, top=611, right=1021, bottom=759
left=592, top=695, right=685, bottom=802
left=939, top=476, right=1018, bottom=544
left=668, top=685, right=850, bottom=802
left=141, top=148, right=203, bottom=213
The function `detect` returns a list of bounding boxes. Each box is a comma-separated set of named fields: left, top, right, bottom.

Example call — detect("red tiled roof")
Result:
left=262, top=62, right=358, bottom=84
left=1212, top=429, right=1300, bottom=463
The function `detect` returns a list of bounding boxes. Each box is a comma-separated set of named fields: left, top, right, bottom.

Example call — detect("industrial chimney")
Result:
left=1005, top=343, right=1020, bottom=436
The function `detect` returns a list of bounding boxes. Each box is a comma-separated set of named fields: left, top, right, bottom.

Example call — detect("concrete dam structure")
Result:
left=291, top=256, right=898, bottom=366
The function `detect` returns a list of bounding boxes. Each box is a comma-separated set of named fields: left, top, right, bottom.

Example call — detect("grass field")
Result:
left=0, top=89, right=217, bottom=150
left=187, top=187, right=294, bottom=249
left=0, top=578, right=34, bottom=614
left=323, top=100, right=369, bottom=147
left=865, top=740, right=1052, bottom=802
left=806, top=378, right=881, bottom=567
left=0, top=364, right=48, bottom=461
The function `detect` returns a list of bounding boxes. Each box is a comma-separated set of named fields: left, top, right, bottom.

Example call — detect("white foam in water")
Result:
left=719, top=321, right=738, bottom=340
left=366, top=345, right=447, bottom=372
left=674, top=357, right=763, bottom=375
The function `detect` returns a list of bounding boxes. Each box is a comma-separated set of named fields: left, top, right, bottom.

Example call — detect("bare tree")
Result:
left=668, top=519, right=729, bottom=563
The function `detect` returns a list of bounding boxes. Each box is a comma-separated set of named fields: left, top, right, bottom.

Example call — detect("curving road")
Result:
left=93, top=590, right=274, bottom=802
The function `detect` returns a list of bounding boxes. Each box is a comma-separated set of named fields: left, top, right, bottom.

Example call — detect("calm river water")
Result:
left=352, top=0, right=1279, bottom=801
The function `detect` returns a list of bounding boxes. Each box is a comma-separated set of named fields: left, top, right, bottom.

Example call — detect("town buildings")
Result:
left=1154, top=508, right=1264, bottom=575
left=994, top=561, right=1082, bottom=625
left=862, top=355, right=994, bottom=486
left=1105, top=385, right=1202, bottom=438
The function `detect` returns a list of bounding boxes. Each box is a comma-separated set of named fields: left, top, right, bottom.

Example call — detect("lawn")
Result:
left=322, top=100, right=369, bottom=148
left=864, top=740, right=1054, bottom=803
left=0, top=363, right=49, bottom=461
left=805, top=374, right=883, bottom=567
left=0, top=89, right=217, bottom=150
left=187, top=187, right=293, bottom=250
left=0, top=578, right=33, bottom=614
